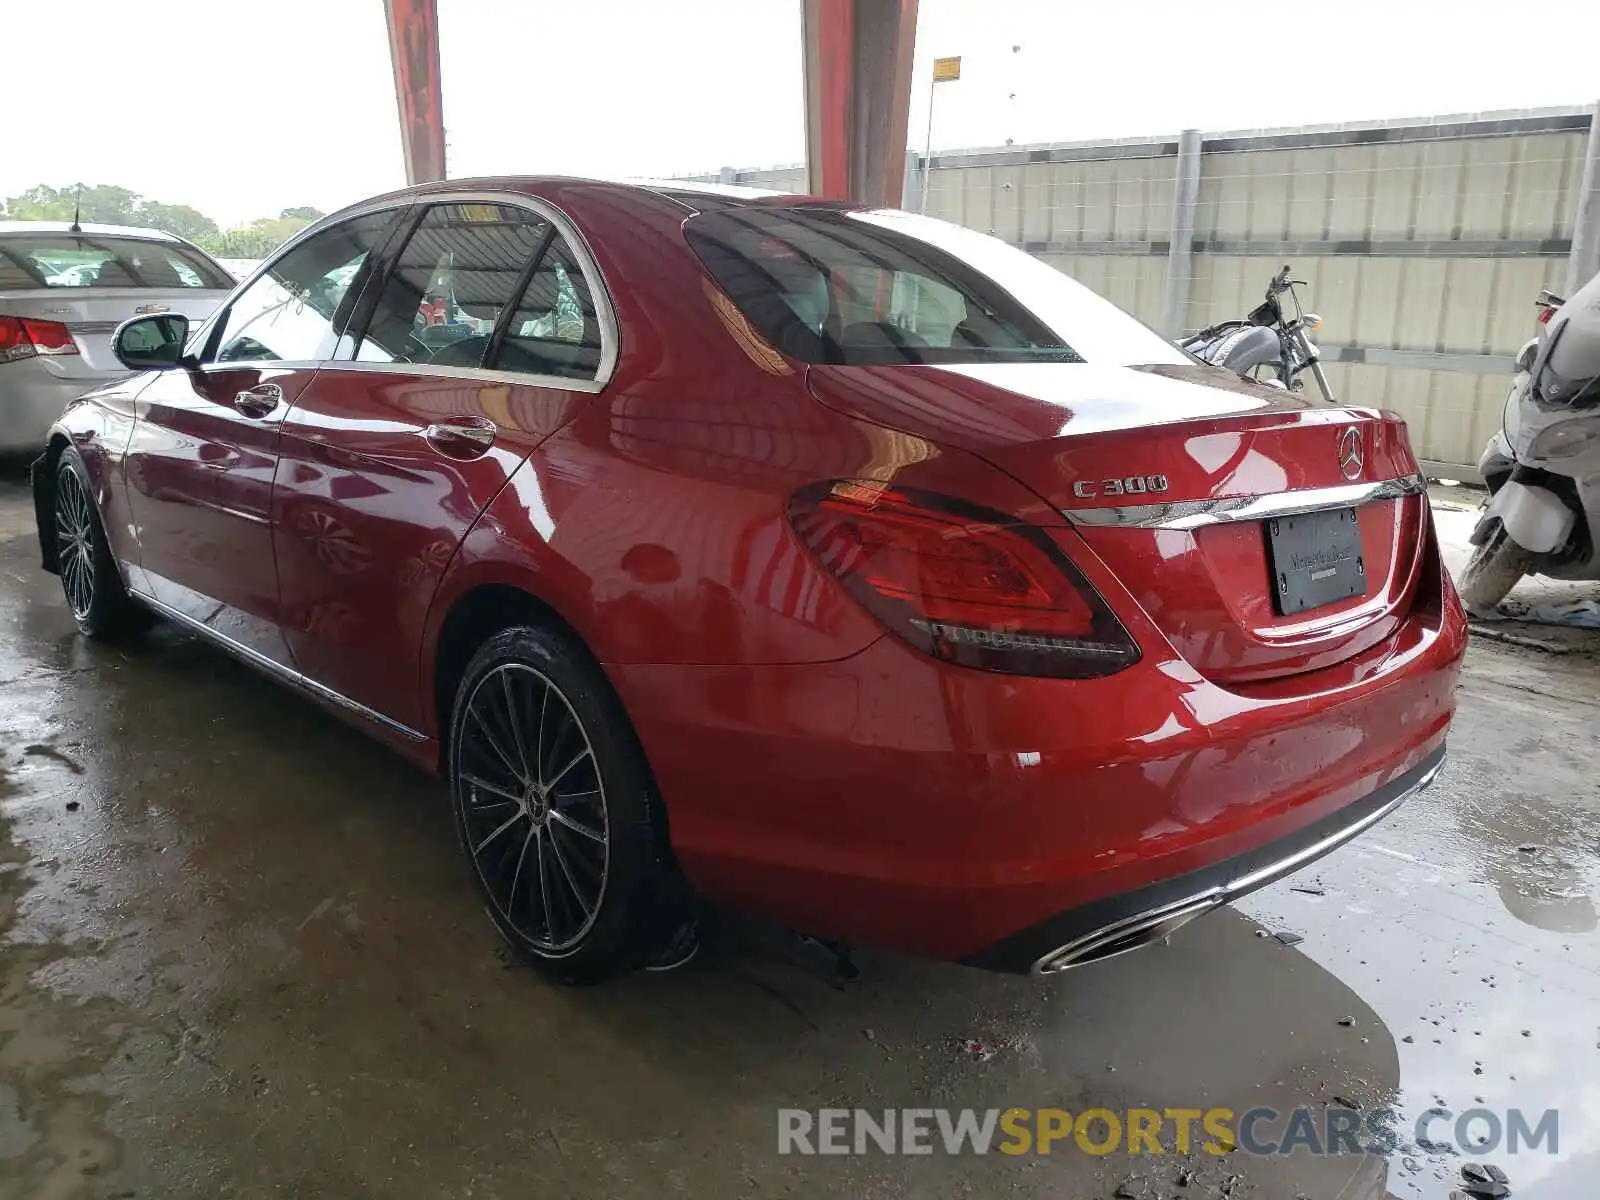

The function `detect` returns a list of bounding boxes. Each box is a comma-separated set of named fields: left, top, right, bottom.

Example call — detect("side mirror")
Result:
left=113, top=313, right=191, bottom=371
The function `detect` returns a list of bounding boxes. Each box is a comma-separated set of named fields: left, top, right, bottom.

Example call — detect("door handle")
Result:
left=422, top=417, right=496, bottom=460
left=234, top=383, right=283, bottom=418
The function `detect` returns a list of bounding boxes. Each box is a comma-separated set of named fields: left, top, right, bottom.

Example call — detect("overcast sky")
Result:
left=7, top=0, right=1599, bottom=226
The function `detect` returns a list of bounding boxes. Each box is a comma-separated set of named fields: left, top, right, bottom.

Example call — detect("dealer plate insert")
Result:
left=1266, top=506, right=1366, bottom=615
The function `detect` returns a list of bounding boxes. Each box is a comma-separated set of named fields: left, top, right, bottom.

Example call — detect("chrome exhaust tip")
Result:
left=1031, top=891, right=1223, bottom=976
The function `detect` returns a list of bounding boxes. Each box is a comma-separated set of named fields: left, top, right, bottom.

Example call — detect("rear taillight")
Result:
left=788, top=480, right=1139, bottom=678
left=0, top=317, right=28, bottom=363
left=24, top=317, right=77, bottom=354
left=0, top=316, right=79, bottom=364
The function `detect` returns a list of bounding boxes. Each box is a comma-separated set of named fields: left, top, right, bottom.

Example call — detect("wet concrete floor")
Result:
left=1, top=473, right=1597, bottom=1200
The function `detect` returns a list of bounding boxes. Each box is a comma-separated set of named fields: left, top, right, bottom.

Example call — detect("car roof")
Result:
left=0, top=220, right=187, bottom=242
left=277, top=177, right=859, bottom=275
left=339, top=176, right=847, bottom=219
left=626, top=179, right=789, bottom=202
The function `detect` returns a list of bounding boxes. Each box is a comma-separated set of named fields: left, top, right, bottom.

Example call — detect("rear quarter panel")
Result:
left=418, top=183, right=1084, bottom=737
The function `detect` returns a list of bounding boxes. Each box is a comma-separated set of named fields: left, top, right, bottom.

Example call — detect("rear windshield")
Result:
left=0, top=234, right=233, bottom=291
left=684, top=206, right=1188, bottom=368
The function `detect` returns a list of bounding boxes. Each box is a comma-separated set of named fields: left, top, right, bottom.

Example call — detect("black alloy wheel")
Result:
left=53, top=448, right=148, bottom=638
left=448, top=625, right=687, bottom=983
left=54, top=459, right=98, bottom=622
left=457, top=661, right=610, bottom=953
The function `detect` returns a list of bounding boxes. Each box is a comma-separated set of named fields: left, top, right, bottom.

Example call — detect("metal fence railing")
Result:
left=684, top=104, right=1600, bottom=479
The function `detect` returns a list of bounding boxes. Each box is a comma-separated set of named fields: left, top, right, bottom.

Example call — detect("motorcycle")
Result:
left=1181, top=265, right=1336, bottom=402
left=1459, top=274, right=1600, bottom=610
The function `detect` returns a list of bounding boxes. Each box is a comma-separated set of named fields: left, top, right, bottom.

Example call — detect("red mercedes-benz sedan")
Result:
left=31, top=179, right=1467, bottom=982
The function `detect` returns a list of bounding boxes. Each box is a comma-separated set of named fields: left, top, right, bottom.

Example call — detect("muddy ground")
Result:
left=1, top=473, right=1596, bottom=1200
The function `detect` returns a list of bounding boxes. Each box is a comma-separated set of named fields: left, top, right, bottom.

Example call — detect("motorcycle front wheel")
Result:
left=1457, top=524, right=1542, bottom=611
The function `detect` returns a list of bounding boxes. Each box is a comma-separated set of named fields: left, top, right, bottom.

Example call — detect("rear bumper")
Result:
left=608, top=579, right=1467, bottom=966
left=967, top=744, right=1444, bottom=974
left=0, top=361, right=113, bottom=453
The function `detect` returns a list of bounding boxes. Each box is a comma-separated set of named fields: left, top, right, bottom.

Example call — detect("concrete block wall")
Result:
left=684, top=104, right=1600, bottom=477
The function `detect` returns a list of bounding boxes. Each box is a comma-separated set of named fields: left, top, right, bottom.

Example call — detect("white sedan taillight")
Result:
left=0, top=316, right=79, bottom=364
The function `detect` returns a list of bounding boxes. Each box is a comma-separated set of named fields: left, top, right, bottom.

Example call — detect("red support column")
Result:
left=802, top=0, right=919, bottom=207
left=385, top=0, right=446, bottom=184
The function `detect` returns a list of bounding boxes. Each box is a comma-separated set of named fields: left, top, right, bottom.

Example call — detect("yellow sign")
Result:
left=932, top=56, right=961, bottom=82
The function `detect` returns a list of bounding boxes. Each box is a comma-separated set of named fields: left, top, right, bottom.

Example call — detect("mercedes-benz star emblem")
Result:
left=1338, top=426, right=1364, bottom=480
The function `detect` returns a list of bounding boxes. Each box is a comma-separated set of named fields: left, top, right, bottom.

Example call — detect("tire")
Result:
left=1458, top=523, right=1541, bottom=611
left=53, top=448, right=149, bottom=639
left=447, top=624, right=686, bottom=984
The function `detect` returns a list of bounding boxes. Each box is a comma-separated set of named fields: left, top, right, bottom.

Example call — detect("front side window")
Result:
left=685, top=206, right=1187, bottom=367
left=0, top=234, right=233, bottom=291
left=212, top=213, right=395, bottom=364
left=355, top=203, right=550, bottom=368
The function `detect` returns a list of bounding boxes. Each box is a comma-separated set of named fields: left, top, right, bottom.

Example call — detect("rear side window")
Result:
left=0, top=234, right=233, bottom=290
left=355, top=203, right=550, bottom=369
left=496, top=237, right=602, bottom=380
left=684, top=207, right=1081, bottom=366
left=350, top=203, right=604, bottom=383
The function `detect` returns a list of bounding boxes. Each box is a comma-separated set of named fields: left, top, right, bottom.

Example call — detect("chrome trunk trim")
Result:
left=1060, top=473, right=1429, bottom=530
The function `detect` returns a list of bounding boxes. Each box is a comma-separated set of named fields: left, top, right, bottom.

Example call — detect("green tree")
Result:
left=210, top=226, right=274, bottom=258
left=208, top=212, right=321, bottom=259
left=2, top=183, right=141, bottom=224
left=137, top=201, right=220, bottom=246
left=0, top=184, right=70, bottom=219
left=1, top=183, right=321, bottom=260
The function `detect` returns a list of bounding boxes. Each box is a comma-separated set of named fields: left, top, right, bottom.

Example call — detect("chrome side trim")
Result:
left=1060, top=473, right=1429, bottom=530
left=211, top=504, right=271, bottom=527
left=311, top=360, right=606, bottom=394
left=1032, top=753, right=1443, bottom=975
left=131, top=591, right=427, bottom=742
left=194, top=360, right=324, bottom=372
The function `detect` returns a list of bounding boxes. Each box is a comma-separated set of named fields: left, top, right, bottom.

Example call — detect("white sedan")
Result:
left=0, top=221, right=235, bottom=452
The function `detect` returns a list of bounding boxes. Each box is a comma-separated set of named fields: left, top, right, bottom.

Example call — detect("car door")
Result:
left=272, top=198, right=609, bottom=732
left=124, top=211, right=400, bottom=663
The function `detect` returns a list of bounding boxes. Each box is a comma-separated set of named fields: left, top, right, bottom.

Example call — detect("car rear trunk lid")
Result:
left=806, top=361, right=1432, bottom=684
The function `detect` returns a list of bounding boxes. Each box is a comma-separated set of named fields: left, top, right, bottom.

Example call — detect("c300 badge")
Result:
left=1071, top=474, right=1170, bottom=499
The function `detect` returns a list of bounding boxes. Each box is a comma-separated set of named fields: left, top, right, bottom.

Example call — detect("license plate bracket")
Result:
left=1266, top=507, right=1366, bottom=615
